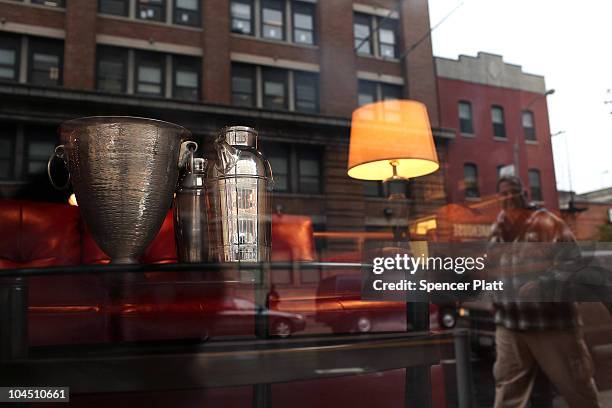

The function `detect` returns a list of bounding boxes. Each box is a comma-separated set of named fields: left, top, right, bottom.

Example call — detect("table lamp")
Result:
left=348, top=100, right=439, bottom=239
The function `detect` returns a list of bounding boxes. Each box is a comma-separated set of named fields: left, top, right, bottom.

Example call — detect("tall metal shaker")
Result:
left=206, top=126, right=273, bottom=262
left=174, top=146, right=209, bottom=262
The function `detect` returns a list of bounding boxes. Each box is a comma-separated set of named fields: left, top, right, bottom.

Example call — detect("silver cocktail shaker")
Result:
left=174, top=146, right=209, bottom=262
left=206, top=126, right=273, bottom=262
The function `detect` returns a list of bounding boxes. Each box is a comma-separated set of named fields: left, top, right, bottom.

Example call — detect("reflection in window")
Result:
left=135, top=52, right=164, bottom=96
left=266, top=144, right=290, bottom=192
left=173, top=56, right=199, bottom=100
left=528, top=169, right=542, bottom=201
left=262, top=0, right=284, bottom=40
left=174, top=0, right=200, bottom=26
left=26, top=126, right=57, bottom=176
left=96, top=46, right=127, bottom=93
left=0, top=125, right=15, bottom=180
left=381, top=84, right=402, bottom=101
left=293, top=1, right=315, bottom=45
left=231, top=63, right=255, bottom=107
left=523, top=110, right=536, bottom=141
left=353, top=13, right=372, bottom=55
left=358, top=80, right=376, bottom=106
left=378, top=19, right=397, bottom=58
left=262, top=67, right=287, bottom=110
left=298, top=149, right=321, bottom=194
left=32, top=0, right=64, bottom=7
left=137, top=0, right=165, bottom=21
left=231, top=0, right=253, bottom=35
left=459, top=101, right=473, bottom=134
left=0, top=35, right=19, bottom=82
left=294, top=71, right=318, bottom=113
left=99, top=0, right=129, bottom=16
left=363, top=181, right=383, bottom=197
left=491, top=105, right=506, bottom=138
left=28, top=39, right=63, bottom=87
left=464, top=163, right=480, bottom=198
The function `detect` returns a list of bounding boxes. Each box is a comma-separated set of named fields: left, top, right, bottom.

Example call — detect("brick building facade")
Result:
left=0, top=0, right=452, bottom=255
left=436, top=52, right=559, bottom=211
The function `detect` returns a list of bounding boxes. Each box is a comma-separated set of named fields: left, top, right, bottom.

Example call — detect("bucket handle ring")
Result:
left=47, top=144, right=70, bottom=190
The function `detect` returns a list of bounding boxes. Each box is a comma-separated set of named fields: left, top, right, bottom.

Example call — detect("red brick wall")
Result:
left=0, top=3, right=65, bottom=30
left=96, top=18, right=202, bottom=47
left=563, top=202, right=612, bottom=241
left=64, top=0, right=96, bottom=89
left=437, top=77, right=559, bottom=210
left=202, top=0, right=230, bottom=104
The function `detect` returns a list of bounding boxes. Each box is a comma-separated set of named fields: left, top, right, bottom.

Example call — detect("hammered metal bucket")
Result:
left=50, top=116, right=194, bottom=264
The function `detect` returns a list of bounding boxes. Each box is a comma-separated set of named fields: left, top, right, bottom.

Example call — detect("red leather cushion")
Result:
left=82, top=210, right=177, bottom=265
left=0, top=200, right=81, bottom=268
left=271, top=214, right=316, bottom=261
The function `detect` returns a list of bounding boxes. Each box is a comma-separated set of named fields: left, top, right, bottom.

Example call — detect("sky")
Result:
left=428, top=0, right=612, bottom=194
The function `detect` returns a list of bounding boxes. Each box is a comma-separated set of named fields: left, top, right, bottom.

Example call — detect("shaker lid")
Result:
left=220, top=126, right=257, bottom=148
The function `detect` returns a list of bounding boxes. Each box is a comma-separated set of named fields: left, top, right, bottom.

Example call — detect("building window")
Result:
left=292, top=1, right=315, bottom=45
left=262, top=67, right=287, bottom=110
left=0, top=35, right=20, bottom=82
left=96, top=46, right=127, bottom=93
left=137, top=0, right=165, bottom=21
left=173, top=56, right=200, bottom=100
left=358, top=80, right=402, bottom=106
left=28, top=38, right=63, bottom=87
left=265, top=144, right=322, bottom=194
left=174, top=0, right=200, bottom=26
left=32, top=0, right=65, bottom=7
left=522, top=110, right=536, bottom=141
left=0, top=124, right=15, bottom=180
left=298, top=149, right=321, bottom=194
left=135, top=52, right=164, bottom=96
left=231, top=63, right=256, bottom=107
left=378, top=19, right=397, bottom=58
left=353, top=13, right=372, bottom=55
left=231, top=0, right=254, bottom=35
left=294, top=71, right=318, bottom=113
left=261, top=0, right=285, bottom=40
left=528, top=169, right=542, bottom=201
left=25, top=126, right=57, bottom=176
left=99, top=0, right=129, bottom=16
left=491, top=106, right=506, bottom=138
left=464, top=163, right=479, bottom=198
left=363, top=181, right=383, bottom=197
left=266, top=144, right=290, bottom=192
left=458, top=101, right=473, bottom=134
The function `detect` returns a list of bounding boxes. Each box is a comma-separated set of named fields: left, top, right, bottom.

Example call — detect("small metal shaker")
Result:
left=206, top=126, right=273, bottom=262
left=174, top=146, right=209, bottom=262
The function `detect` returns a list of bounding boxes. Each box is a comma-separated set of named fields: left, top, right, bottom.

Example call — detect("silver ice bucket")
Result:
left=50, top=116, right=194, bottom=264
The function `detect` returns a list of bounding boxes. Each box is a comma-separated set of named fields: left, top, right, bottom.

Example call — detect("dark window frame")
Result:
left=231, top=63, right=256, bottom=107
left=134, top=51, right=165, bottom=97
left=292, top=1, right=316, bottom=45
left=136, top=0, right=166, bottom=22
left=528, top=169, right=542, bottom=201
left=377, top=17, right=397, bottom=59
left=464, top=163, right=480, bottom=198
left=261, top=0, right=285, bottom=41
left=264, top=143, right=323, bottom=195
left=262, top=66, right=288, bottom=110
left=28, top=38, right=63, bottom=87
left=24, top=125, right=58, bottom=178
left=358, top=80, right=377, bottom=106
left=98, top=0, right=129, bottom=16
left=230, top=0, right=254, bottom=35
left=353, top=13, right=372, bottom=55
left=172, top=55, right=200, bottom=101
left=381, top=83, right=402, bottom=101
left=458, top=100, right=474, bottom=134
left=294, top=70, right=319, bottom=113
left=297, top=147, right=323, bottom=194
left=96, top=46, right=128, bottom=94
left=174, top=0, right=201, bottom=26
left=491, top=105, right=506, bottom=138
left=0, top=124, right=16, bottom=180
left=0, top=34, right=21, bottom=83
left=265, top=143, right=291, bottom=193
left=522, top=110, right=536, bottom=141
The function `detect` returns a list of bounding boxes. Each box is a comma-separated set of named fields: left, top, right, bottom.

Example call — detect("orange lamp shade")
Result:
left=347, top=100, right=439, bottom=180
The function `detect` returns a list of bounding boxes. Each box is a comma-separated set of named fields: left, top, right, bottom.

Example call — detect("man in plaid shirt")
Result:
left=489, top=176, right=600, bottom=408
